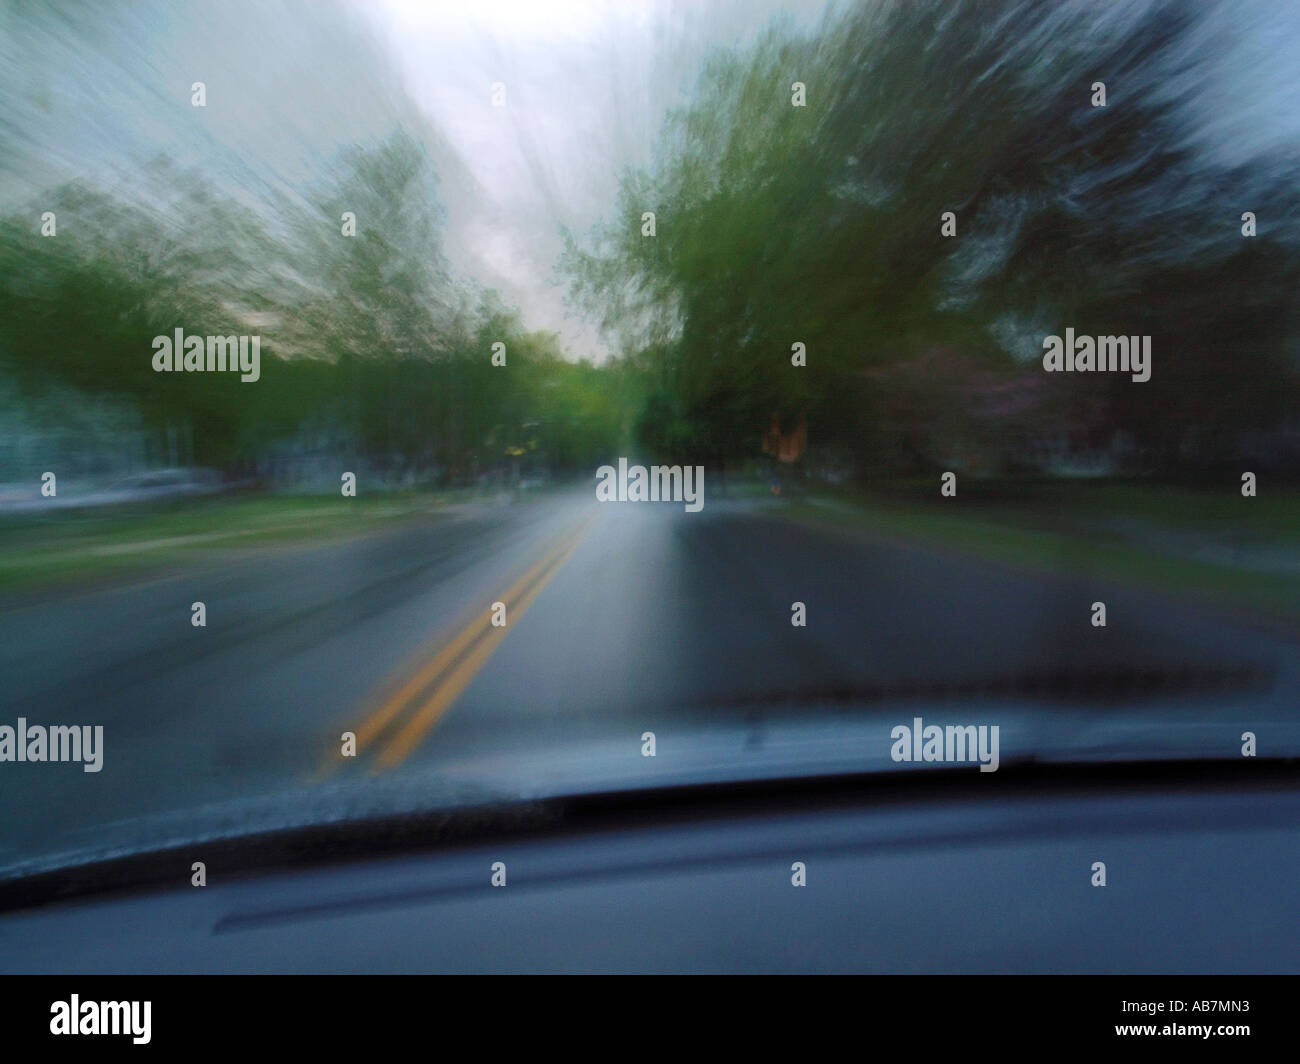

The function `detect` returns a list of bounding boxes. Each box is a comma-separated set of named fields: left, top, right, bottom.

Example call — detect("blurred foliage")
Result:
left=3, top=0, right=1299, bottom=484
left=0, top=130, right=628, bottom=480
left=563, top=0, right=1300, bottom=477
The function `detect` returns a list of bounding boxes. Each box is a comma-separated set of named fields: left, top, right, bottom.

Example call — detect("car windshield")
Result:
left=1, top=0, right=1298, bottom=886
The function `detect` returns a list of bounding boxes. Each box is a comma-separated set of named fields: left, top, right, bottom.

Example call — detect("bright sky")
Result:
left=2, top=0, right=1296, bottom=364
left=358, top=0, right=826, bottom=362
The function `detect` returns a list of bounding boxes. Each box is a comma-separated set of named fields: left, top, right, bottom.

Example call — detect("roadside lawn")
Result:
left=0, top=491, right=457, bottom=594
left=781, top=479, right=1300, bottom=628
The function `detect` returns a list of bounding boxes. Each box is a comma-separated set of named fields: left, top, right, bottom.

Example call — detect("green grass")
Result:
left=781, top=479, right=1300, bottom=627
left=0, top=491, right=457, bottom=594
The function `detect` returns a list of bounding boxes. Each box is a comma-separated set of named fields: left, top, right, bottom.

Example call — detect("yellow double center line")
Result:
left=329, top=511, right=598, bottom=776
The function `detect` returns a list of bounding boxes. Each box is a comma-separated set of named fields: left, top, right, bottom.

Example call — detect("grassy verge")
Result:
left=781, top=479, right=1300, bottom=626
left=0, top=490, right=461, bottom=594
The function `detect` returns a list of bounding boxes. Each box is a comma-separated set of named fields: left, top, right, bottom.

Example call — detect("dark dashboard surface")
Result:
left=2, top=770, right=1296, bottom=974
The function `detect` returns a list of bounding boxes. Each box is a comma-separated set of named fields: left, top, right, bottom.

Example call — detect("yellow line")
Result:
left=371, top=516, right=596, bottom=770
left=309, top=604, right=493, bottom=782
left=314, top=511, right=597, bottom=780
left=351, top=609, right=490, bottom=751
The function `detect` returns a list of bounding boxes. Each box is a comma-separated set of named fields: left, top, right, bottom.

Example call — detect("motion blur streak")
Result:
left=329, top=510, right=600, bottom=776
left=372, top=511, right=599, bottom=770
left=0, top=0, right=1298, bottom=883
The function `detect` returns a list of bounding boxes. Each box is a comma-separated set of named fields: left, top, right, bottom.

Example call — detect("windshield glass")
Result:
left=1, top=0, right=1298, bottom=883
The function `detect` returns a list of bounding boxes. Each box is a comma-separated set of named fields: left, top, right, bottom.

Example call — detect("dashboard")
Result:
left=1, top=769, right=1296, bottom=973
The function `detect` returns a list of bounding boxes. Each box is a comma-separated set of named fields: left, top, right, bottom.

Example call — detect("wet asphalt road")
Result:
left=1, top=487, right=1295, bottom=871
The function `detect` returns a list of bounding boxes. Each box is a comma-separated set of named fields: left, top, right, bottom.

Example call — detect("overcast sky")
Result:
left=357, top=0, right=833, bottom=362
left=2, top=0, right=1296, bottom=363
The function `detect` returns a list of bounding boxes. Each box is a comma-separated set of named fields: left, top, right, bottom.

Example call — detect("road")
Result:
left=1, top=486, right=1297, bottom=873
